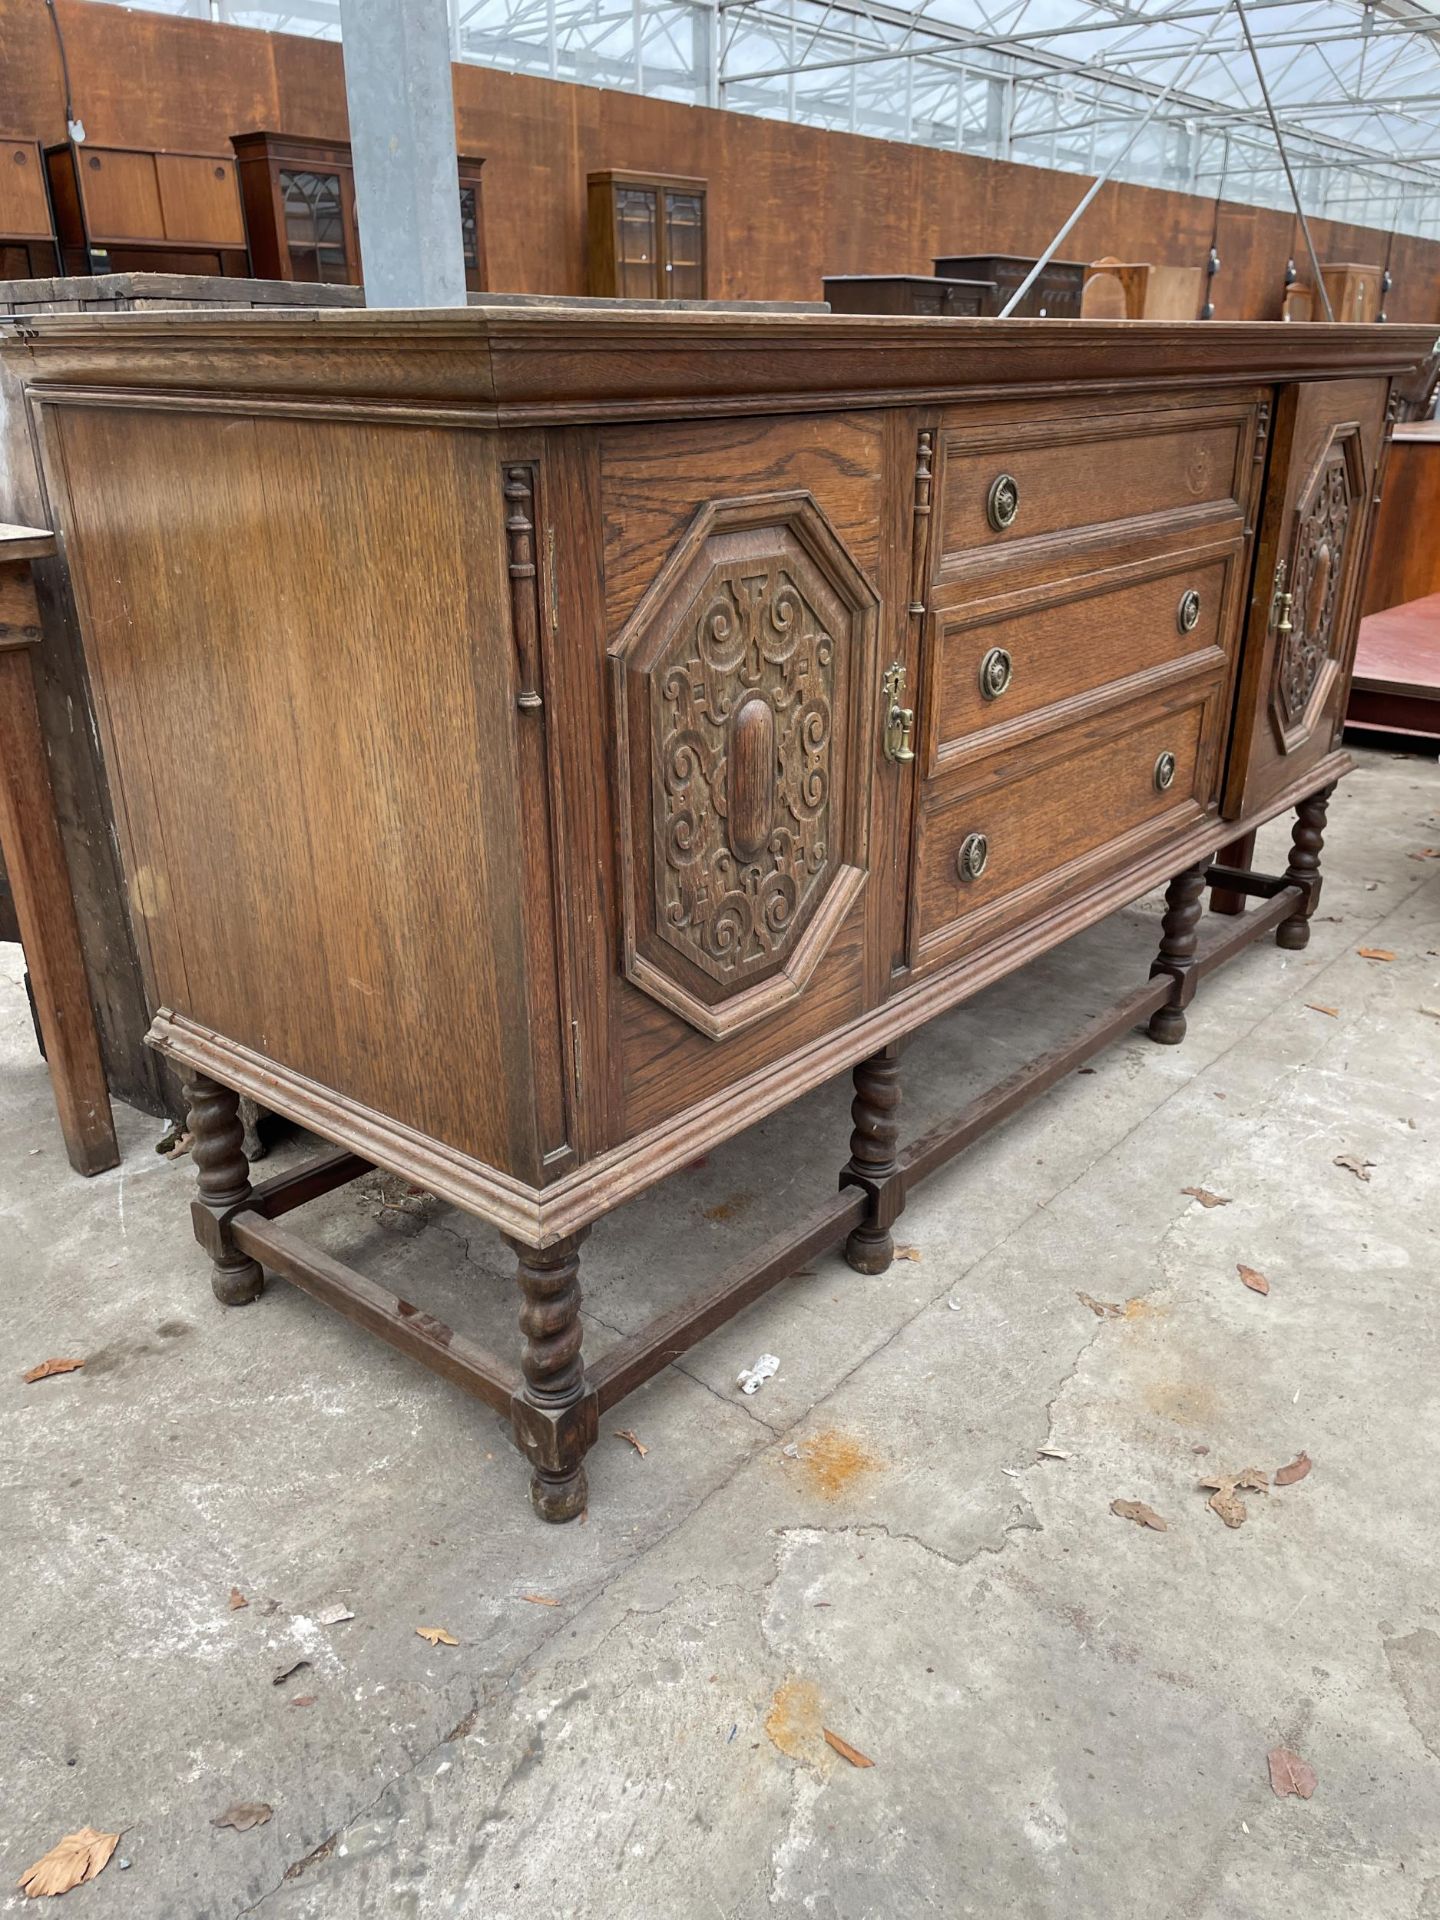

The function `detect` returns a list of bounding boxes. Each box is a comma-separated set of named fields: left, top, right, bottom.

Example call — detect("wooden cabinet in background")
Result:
left=10, top=310, right=1433, bottom=1523
left=587, top=170, right=706, bottom=299
left=232, top=133, right=486, bottom=291
left=0, top=140, right=58, bottom=280
left=1081, top=258, right=1150, bottom=319
left=933, top=253, right=1086, bottom=317
left=823, top=274, right=995, bottom=316
left=1321, top=262, right=1382, bottom=324
left=44, top=143, right=248, bottom=276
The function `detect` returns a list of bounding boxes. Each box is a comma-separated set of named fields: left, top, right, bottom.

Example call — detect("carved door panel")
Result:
left=611, top=490, right=879, bottom=1041
left=1224, top=377, right=1390, bottom=818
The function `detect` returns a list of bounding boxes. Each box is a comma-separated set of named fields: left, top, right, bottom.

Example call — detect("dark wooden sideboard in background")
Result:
left=4, top=308, right=1433, bottom=1520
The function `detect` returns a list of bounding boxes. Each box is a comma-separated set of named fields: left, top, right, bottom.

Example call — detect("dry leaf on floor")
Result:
left=416, top=1626, right=459, bottom=1645
left=1420, top=1007, right=1440, bottom=1022
left=1267, top=1747, right=1317, bottom=1800
left=271, top=1659, right=309, bottom=1686
left=1410, top=848, right=1440, bottom=860
left=1237, top=1264, right=1271, bottom=1295
left=1182, top=1186, right=1232, bottom=1208
left=21, top=1358, right=84, bottom=1384
left=1198, top=1468, right=1268, bottom=1528
left=211, top=1803, right=272, bottom=1833
left=823, top=1727, right=875, bottom=1768
left=894, top=1246, right=923, bottom=1262
left=17, top=1827, right=119, bottom=1897
left=290, top=1695, right=317, bottom=1708
left=613, top=1429, right=649, bottom=1458
left=1111, top=1498, right=1169, bottom=1531
left=1305, top=1004, right=1339, bottom=1018
left=1357, top=948, right=1395, bottom=962
left=1038, top=1447, right=1070, bottom=1460
left=519, top=1594, right=559, bottom=1607
left=315, top=1603, right=354, bottom=1626
left=229, top=1588, right=247, bottom=1610
left=1078, top=1292, right=1123, bottom=1318
left=1334, top=1153, right=1375, bottom=1182
left=1275, top=1451, right=1313, bottom=1486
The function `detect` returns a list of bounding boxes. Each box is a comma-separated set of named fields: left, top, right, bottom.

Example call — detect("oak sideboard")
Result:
left=4, top=309, right=1435, bottom=1520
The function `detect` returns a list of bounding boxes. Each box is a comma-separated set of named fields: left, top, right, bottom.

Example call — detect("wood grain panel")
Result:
left=1361, top=430, right=1440, bottom=615
left=44, top=402, right=548, bottom=1180
left=0, top=141, right=52, bottom=238
left=155, top=153, right=245, bottom=246
left=75, top=149, right=162, bottom=240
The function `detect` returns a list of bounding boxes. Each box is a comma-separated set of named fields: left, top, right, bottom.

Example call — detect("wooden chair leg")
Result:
left=1147, top=860, right=1210, bottom=1046
left=185, top=1071, right=266, bottom=1305
left=1209, top=829, right=1256, bottom=916
left=1276, top=784, right=1336, bottom=951
left=0, top=643, right=117, bottom=1175
left=840, top=1042, right=904, bottom=1274
left=504, top=1229, right=595, bottom=1522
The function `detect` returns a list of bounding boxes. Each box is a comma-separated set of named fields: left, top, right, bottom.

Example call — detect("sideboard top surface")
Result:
left=3, top=308, right=1436, bottom=422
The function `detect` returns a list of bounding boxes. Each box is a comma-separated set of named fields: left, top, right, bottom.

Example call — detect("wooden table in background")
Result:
left=1348, top=593, right=1440, bottom=742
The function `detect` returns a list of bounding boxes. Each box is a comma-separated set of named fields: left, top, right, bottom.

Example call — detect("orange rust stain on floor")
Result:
left=765, top=1677, right=823, bottom=1761
left=796, top=1429, right=882, bottom=1500
left=1143, top=1378, right=1220, bottom=1425
left=702, top=1191, right=753, bottom=1223
left=1122, top=1296, right=1164, bottom=1320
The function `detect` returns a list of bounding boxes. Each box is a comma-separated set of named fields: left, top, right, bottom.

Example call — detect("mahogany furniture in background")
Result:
left=6, top=309, right=1433, bottom=1519
left=1081, top=258, right=1150, bottom=319
left=1347, top=594, right=1440, bottom=742
left=1361, top=420, right=1440, bottom=616
left=1143, top=265, right=1204, bottom=322
left=0, top=522, right=117, bottom=1174
left=1321, top=262, right=1383, bottom=324
left=586, top=171, right=706, bottom=300
left=0, top=141, right=59, bottom=281
left=232, top=134, right=487, bottom=292
left=823, top=275, right=995, bottom=316
left=44, top=143, right=249, bottom=278
left=933, top=255, right=1086, bottom=317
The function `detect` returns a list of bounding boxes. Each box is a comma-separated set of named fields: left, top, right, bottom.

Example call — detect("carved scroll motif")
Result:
left=653, top=560, right=835, bottom=987
left=1277, top=443, right=1353, bottom=728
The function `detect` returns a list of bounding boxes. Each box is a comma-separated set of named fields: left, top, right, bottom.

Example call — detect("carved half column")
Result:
left=504, top=1228, right=596, bottom=1523
left=184, top=1071, right=265, bottom=1305
left=1276, top=782, right=1336, bottom=951
left=1147, top=860, right=1210, bottom=1046
left=840, top=1042, right=905, bottom=1274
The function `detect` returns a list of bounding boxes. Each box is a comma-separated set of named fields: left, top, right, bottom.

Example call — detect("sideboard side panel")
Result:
left=41, top=400, right=547, bottom=1179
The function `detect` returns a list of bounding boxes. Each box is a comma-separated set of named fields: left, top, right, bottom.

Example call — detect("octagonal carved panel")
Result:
left=1271, top=424, right=1364, bottom=754
left=611, top=492, right=879, bottom=1040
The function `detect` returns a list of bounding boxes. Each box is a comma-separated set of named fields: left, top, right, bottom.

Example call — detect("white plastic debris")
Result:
left=315, top=1603, right=355, bottom=1626
left=736, top=1353, right=780, bottom=1395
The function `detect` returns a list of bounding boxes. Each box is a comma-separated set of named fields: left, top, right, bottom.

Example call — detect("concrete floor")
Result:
left=2, top=746, right=1438, bottom=1920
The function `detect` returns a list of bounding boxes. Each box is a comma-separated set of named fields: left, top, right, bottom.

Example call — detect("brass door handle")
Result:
left=882, top=662, right=916, bottom=764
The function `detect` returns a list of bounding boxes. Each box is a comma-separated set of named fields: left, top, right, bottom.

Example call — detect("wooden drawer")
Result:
left=910, top=681, right=1224, bottom=973
left=934, top=394, right=1259, bottom=579
left=927, top=537, right=1242, bottom=773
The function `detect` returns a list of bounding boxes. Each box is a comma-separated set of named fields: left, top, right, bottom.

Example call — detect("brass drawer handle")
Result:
left=1177, top=588, right=1202, bottom=634
left=1154, top=751, right=1178, bottom=792
left=956, top=831, right=990, bottom=882
left=979, top=646, right=1013, bottom=700
left=986, top=473, right=1020, bottom=532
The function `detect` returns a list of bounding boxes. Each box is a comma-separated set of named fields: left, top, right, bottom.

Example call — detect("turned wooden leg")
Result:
left=840, top=1043, right=904, bottom=1275
left=1209, top=829, right=1256, bottom=917
left=504, top=1229, right=595, bottom=1523
left=1276, top=783, right=1336, bottom=952
left=1147, top=860, right=1210, bottom=1046
left=184, top=1071, right=265, bottom=1305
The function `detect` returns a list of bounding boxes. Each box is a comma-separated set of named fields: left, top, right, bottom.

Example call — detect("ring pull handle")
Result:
left=956, top=831, right=990, bottom=882
left=979, top=646, right=1013, bottom=701
left=986, top=474, right=1020, bottom=532
left=1176, top=588, right=1202, bottom=634
left=1154, top=751, right=1177, bottom=792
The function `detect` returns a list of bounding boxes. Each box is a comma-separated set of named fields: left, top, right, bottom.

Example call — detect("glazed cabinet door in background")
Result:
left=1224, top=377, right=1389, bottom=818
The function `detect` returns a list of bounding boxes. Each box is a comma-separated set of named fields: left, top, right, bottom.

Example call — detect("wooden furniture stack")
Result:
left=44, top=143, right=249, bottom=278
left=823, top=275, right=995, bottom=317
left=0, top=522, right=116, bottom=1173
left=4, top=308, right=1432, bottom=1519
left=0, top=141, right=59, bottom=281
left=933, top=254, right=1087, bottom=317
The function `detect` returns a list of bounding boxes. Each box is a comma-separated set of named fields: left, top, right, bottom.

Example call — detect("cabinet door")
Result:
left=613, top=186, right=659, bottom=299
left=1224, top=377, right=1389, bottom=818
left=662, top=188, right=704, bottom=298
left=78, top=149, right=162, bottom=241
left=155, top=154, right=245, bottom=247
